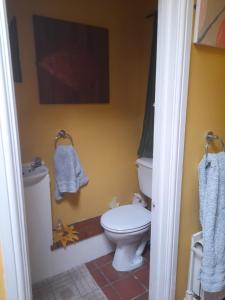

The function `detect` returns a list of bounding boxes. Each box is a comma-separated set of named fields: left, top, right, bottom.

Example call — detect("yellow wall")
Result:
left=7, top=0, right=154, bottom=225
left=0, top=248, right=6, bottom=300
left=176, top=45, right=225, bottom=299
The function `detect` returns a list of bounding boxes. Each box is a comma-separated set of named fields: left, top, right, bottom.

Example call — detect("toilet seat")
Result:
left=101, top=204, right=151, bottom=233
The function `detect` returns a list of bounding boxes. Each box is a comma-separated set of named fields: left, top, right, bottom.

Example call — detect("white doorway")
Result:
left=150, top=1, right=193, bottom=299
left=0, top=0, right=194, bottom=299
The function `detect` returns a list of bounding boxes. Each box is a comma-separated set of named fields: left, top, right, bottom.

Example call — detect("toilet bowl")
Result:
left=101, top=204, right=151, bottom=271
left=101, top=157, right=153, bottom=271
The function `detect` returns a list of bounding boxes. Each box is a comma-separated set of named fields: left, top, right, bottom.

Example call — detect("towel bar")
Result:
left=205, top=131, right=225, bottom=159
left=55, top=130, right=74, bottom=148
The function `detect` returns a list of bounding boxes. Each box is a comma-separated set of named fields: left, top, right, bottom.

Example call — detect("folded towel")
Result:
left=198, top=152, right=225, bottom=292
left=54, top=145, right=88, bottom=201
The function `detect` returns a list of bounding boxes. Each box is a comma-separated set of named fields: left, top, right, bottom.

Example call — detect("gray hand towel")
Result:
left=198, top=152, right=225, bottom=292
left=54, top=145, right=88, bottom=201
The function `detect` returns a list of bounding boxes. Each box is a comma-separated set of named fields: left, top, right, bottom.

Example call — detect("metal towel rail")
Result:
left=55, top=130, right=74, bottom=149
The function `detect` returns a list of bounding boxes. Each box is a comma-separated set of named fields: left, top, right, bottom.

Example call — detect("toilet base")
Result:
left=112, top=250, right=144, bottom=272
left=112, top=233, right=149, bottom=272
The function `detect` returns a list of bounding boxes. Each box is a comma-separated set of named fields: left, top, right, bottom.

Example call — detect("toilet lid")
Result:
left=101, top=205, right=151, bottom=233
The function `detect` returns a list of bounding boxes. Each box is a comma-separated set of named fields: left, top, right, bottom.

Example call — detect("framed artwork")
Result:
left=33, top=15, right=109, bottom=104
left=194, top=0, right=225, bottom=49
left=9, top=16, right=22, bottom=82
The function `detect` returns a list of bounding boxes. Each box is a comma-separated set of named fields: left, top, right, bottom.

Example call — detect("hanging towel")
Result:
left=198, top=152, right=225, bottom=292
left=54, top=145, right=88, bottom=201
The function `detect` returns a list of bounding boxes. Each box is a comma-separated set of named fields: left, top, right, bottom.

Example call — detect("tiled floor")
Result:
left=86, top=246, right=150, bottom=300
left=32, top=265, right=107, bottom=300
left=32, top=246, right=150, bottom=300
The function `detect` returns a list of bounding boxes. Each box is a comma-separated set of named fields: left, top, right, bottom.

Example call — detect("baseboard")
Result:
left=31, top=233, right=115, bottom=284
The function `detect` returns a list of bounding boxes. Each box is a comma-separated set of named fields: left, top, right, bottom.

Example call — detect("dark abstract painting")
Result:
left=33, top=15, right=109, bottom=104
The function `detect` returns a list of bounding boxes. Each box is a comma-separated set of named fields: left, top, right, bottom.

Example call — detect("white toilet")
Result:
left=100, top=157, right=153, bottom=271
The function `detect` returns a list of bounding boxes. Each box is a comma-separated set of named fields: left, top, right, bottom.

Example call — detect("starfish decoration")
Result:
left=53, top=221, right=79, bottom=249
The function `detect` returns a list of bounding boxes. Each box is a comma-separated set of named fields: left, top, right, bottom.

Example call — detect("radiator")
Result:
left=184, top=231, right=204, bottom=300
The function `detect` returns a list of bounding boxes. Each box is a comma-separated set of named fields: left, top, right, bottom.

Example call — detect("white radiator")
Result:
left=184, top=231, right=204, bottom=300
left=184, top=232, right=225, bottom=300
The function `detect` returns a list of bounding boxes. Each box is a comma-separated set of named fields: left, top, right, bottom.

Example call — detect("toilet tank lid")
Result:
left=136, top=157, right=153, bottom=168
left=101, top=205, right=151, bottom=232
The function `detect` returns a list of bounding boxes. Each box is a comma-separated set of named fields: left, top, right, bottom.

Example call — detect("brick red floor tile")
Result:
left=87, top=252, right=150, bottom=299
left=133, top=264, right=149, bottom=288
left=88, top=269, right=108, bottom=288
left=102, top=285, right=121, bottom=300
left=112, top=275, right=145, bottom=300
left=132, top=262, right=149, bottom=275
left=86, top=260, right=97, bottom=272
left=136, top=291, right=149, bottom=300
left=92, top=253, right=114, bottom=267
left=100, top=263, right=130, bottom=283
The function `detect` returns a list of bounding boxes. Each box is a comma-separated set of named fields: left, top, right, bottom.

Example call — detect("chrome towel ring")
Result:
left=55, top=130, right=74, bottom=149
left=205, top=131, right=225, bottom=160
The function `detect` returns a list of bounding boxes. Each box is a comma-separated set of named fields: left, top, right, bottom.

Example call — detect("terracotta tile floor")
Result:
left=86, top=245, right=150, bottom=300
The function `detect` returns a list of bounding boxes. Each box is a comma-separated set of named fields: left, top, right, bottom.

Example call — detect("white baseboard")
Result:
left=31, top=233, right=115, bottom=284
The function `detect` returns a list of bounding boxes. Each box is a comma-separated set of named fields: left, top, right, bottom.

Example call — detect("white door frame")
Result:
left=0, top=1, right=32, bottom=300
left=150, top=0, right=193, bottom=299
left=0, top=0, right=193, bottom=299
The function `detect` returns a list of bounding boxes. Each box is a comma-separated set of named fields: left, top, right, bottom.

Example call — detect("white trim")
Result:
left=150, top=1, right=193, bottom=300
left=31, top=233, right=114, bottom=283
left=0, top=1, right=32, bottom=299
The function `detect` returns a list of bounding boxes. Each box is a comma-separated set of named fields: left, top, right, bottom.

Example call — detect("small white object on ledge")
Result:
left=109, top=196, right=120, bottom=209
left=132, top=193, right=147, bottom=207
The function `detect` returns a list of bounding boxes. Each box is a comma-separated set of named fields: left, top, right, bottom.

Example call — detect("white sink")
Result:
left=23, top=164, right=48, bottom=187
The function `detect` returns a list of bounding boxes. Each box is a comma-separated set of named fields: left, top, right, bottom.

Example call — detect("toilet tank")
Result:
left=136, top=157, right=153, bottom=198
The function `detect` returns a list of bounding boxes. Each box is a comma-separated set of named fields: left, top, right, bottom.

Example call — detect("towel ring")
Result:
left=55, top=130, right=74, bottom=149
left=205, top=131, right=225, bottom=160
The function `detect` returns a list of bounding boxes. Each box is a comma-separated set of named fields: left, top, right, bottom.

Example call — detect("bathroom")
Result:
left=6, top=0, right=157, bottom=299
left=4, top=0, right=225, bottom=299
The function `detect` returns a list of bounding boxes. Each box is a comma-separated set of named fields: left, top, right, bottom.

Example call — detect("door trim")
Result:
left=0, top=1, right=32, bottom=299
left=150, top=0, right=193, bottom=299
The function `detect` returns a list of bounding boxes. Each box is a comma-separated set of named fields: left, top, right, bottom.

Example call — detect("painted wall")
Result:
left=176, top=44, right=225, bottom=299
left=0, top=248, right=6, bottom=300
left=7, top=0, right=154, bottom=225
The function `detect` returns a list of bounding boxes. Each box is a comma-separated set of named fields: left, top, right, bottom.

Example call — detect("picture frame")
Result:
left=33, top=15, right=109, bottom=104
left=194, top=0, right=225, bottom=49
